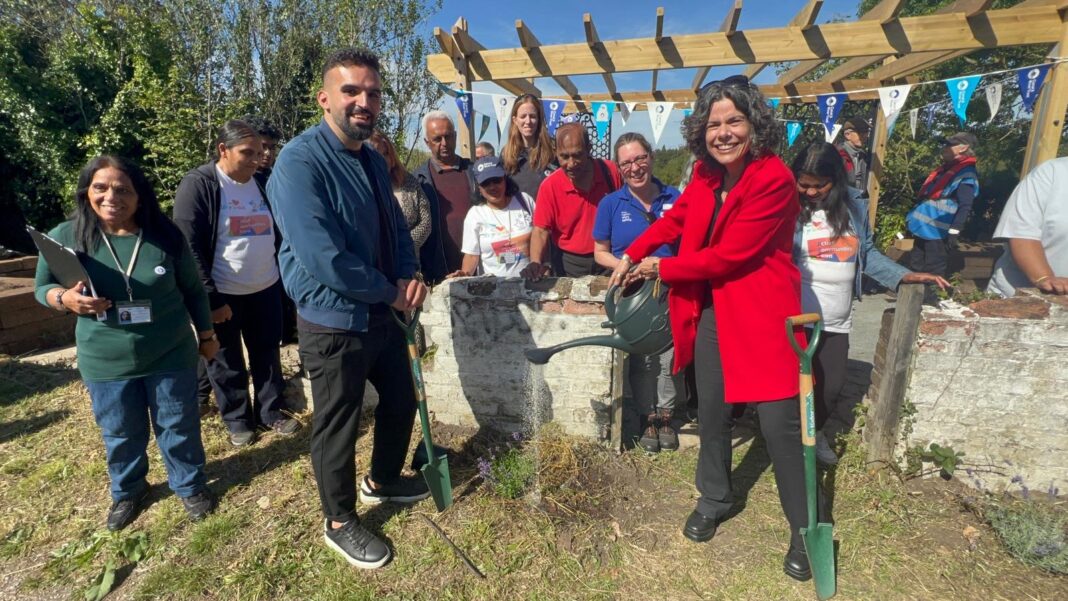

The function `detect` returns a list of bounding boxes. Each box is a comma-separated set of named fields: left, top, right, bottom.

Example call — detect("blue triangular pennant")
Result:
left=1017, top=64, right=1051, bottom=112
left=944, top=75, right=981, bottom=126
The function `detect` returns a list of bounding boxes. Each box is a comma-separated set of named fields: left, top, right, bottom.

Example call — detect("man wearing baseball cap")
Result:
left=837, top=118, right=871, bottom=192
left=906, top=132, right=980, bottom=301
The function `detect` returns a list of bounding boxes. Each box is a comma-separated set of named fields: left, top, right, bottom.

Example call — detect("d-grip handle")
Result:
left=785, top=313, right=821, bottom=327
left=392, top=307, right=422, bottom=342
left=785, top=313, right=822, bottom=365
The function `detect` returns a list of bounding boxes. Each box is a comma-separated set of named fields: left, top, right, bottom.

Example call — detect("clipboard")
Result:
left=26, top=226, right=107, bottom=321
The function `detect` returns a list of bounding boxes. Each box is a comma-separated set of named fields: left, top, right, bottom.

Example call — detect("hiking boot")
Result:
left=270, top=418, right=301, bottom=436
left=657, top=409, right=679, bottom=451
left=229, top=430, right=255, bottom=447
left=106, top=489, right=148, bottom=531
left=815, top=431, right=839, bottom=466
left=639, top=414, right=660, bottom=453
left=358, top=475, right=431, bottom=505
left=181, top=490, right=217, bottom=521
left=324, top=519, right=391, bottom=569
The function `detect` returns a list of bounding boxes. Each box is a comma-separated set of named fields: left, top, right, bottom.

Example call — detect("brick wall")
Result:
left=895, top=290, right=1068, bottom=491
left=419, top=276, right=616, bottom=439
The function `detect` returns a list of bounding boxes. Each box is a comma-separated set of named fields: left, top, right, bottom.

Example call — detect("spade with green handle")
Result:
left=393, top=308, right=453, bottom=511
left=785, top=313, right=836, bottom=600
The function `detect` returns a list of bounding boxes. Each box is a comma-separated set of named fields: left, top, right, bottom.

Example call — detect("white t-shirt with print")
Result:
left=212, top=165, right=280, bottom=295
left=460, top=193, right=535, bottom=278
left=799, top=210, right=859, bottom=333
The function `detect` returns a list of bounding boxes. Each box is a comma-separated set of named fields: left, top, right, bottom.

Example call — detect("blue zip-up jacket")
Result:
left=267, top=120, right=418, bottom=332
left=793, top=187, right=910, bottom=300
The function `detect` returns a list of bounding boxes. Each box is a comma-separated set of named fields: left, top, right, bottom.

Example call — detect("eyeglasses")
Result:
left=618, top=153, right=650, bottom=172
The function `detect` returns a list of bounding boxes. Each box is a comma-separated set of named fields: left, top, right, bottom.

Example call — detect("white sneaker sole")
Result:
left=358, top=481, right=431, bottom=505
left=323, top=533, right=391, bottom=569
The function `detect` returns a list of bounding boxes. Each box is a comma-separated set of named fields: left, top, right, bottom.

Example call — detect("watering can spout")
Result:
left=523, top=334, right=634, bottom=364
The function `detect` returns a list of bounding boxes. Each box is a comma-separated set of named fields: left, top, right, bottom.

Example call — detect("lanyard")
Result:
left=100, top=229, right=143, bottom=302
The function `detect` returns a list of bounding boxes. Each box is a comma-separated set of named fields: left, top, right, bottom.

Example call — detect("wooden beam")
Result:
left=584, top=12, right=617, bottom=97
left=445, top=20, right=541, bottom=99
left=692, top=0, right=743, bottom=90
left=740, top=1, right=822, bottom=85
left=1022, top=15, right=1068, bottom=176
left=449, top=18, right=475, bottom=159
left=868, top=106, right=889, bottom=226
left=652, top=7, right=665, bottom=93
left=516, top=20, right=584, bottom=110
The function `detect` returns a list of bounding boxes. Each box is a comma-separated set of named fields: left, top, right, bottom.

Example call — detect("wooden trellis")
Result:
left=428, top=0, right=1068, bottom=222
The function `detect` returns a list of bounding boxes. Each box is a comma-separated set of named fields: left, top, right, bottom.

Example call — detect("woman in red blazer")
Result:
left=611, top=75, right=814, bottom=582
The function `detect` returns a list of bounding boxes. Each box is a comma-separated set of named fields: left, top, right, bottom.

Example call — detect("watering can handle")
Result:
left=603, top=283, right=622, bottom=322
left=392, top=307, right=422, bottom=341
left=785, top=313, right=822, bottom=362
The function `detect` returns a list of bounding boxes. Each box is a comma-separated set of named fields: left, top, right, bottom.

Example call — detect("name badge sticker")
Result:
left=116, top=301, right=153, bottom=325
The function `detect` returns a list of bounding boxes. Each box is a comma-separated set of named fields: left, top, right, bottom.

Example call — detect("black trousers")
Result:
left=909, top=237, right=949, bottom=277
left=560, top=250, right=608, bottom=278
left=694, top=306, right=808, bottom=547
left=810, top=331, right=851, bottom=440
left=299, top=313, right=417, bottom=523
left=206, top=280, right=287, bottom=433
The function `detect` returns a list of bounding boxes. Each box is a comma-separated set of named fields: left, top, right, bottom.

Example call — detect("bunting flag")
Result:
left=824, top=123, right=843, bottom=143
left=1017, top=64, right=1051, bottom=112
left=682, top=105, right=693, bottom=120
left=542, top=99, right=565, bottom=137
left=909, top=108, right=918, bottom=139
left=924, top=105, right=937, bottom=130
left=648, top=101, right=674, bottom=145
left=878, top=84, right=912, bottom=138
left=491, top=94, right=515, bottom=140
left=817, top=93, right=847, bottom=134
left=786, top=122, right=803, bottom=147
left=620, top=102, right=638, bottom=126
left=436, top=82, right=457, bottom=97
left=944, top=75, right=981, bottom=125
left=592, top=101, right=614, bottom=141
left=478, top=114, right=492, bottom=142
left=455, top=91, right=473, bottom=127
left=985, top=83, right=1002, bottom=124
left=768, top=98, right=781, bottom=111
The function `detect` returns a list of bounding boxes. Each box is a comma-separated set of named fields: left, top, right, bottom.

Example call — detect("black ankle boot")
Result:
left=783, top=543, right=812, bottom=581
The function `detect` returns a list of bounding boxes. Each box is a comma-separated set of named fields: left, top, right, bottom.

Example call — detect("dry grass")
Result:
left=1, top=356, right=1066, bottom=600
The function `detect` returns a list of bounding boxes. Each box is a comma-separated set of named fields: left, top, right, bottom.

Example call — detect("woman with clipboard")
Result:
left=34, top=156, right=220, bottom=531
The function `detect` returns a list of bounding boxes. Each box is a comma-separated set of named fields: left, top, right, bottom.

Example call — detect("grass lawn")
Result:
left=0, top=356, right=1065, bottom=600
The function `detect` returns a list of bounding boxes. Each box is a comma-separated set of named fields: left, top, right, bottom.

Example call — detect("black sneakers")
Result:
left=324, top=519, right=391, bottom=569
left=106, top=489, right=148, bottom=531
left=270, top=418, right=301, bottom=436
left=181, top=490, right=217, bottom=521
left=357, top=475, right=431, bottom=505
left=229, top=430, right=255, bottom=447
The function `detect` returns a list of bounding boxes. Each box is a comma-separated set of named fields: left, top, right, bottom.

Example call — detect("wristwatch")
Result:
left=199, top=333, right=218, bottom=343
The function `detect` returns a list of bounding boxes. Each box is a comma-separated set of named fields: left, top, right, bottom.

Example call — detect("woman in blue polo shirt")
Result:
left=593, top=133, right=683, bottom=453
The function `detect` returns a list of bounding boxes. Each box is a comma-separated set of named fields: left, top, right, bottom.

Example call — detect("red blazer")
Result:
left=626, top=154, right=804, bottom=403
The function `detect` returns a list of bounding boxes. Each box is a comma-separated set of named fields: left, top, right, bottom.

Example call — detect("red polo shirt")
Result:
left=533, top=160, right=621, bottom=254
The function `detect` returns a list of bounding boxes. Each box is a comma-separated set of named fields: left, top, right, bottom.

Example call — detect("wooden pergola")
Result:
left=428, top=0, right=1068, bottom=221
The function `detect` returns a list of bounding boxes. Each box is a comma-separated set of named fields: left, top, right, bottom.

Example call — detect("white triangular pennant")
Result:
left=878, top=84, right=912, bottom=138
left=620, top=102, right=638, bottom=126
left=909, top=108, right=918, bottom=139
left=648, top=102, right=674, bottom=145
left=491, top=94, right=515, bottom=141
left=985, top=83, right=1002, bottom=124
left=824, top=123, right=842, bottom=143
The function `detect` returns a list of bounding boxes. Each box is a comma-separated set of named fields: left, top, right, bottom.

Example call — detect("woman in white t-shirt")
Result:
left=448, top=156, right=535, bottom=279
left=791, top=143, right=948, bottom=465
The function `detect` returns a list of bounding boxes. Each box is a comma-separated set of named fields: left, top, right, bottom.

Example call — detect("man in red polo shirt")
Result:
left=522, top=122, right=621, bottom=280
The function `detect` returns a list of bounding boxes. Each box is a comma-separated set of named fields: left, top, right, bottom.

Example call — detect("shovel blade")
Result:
left=420, top=454, right=453, bottom=512
left=801, top=523, right=837, bottom=600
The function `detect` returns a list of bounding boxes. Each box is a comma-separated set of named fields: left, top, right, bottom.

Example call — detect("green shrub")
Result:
left=987, top=500, right=1068, bottom=574
left=484, top=447, right=536, bottom=500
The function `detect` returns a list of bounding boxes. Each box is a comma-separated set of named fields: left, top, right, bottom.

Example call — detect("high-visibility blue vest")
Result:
left=907, top=165, right=979, bottom=241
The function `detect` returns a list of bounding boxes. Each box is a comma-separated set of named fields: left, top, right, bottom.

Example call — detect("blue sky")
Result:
left=421, top=0, right=865, bottom=149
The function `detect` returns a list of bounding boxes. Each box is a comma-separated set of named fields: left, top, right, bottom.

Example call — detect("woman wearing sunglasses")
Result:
left=790, top=142, right=947, bottom=465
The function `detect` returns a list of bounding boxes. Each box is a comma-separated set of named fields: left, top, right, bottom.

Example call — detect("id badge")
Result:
left=116, top=301, right=153, bottom=325
left=498, top=251, right=518, bottom=265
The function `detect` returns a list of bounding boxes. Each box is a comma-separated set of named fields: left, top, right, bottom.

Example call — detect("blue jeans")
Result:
left=85, top=368, right=208, bottom=501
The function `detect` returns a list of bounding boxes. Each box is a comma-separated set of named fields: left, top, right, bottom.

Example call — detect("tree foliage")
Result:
left=0, top=0, right=442, bottom=232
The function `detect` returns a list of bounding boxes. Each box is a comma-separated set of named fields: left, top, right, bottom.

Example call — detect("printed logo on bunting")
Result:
left=1017, top=64, right=1051, bottom=112
left=944, top=75, right=981, bottom=125
left=592, top=101, right=614, bottom=141
left=491, top=95, right=515, bottom=140
left=985, top=83, right=1002, bottom=124
left=455, top=91, right=473, bottom=127
left=878, top=84, right=912, bottom=138
left=817, top=93, right=847, bottom=134
left=648, top=102, right=674, bottom=145
left=786, top=122, right=803, bottom=147
left=543, top=99, right=564, bottom=136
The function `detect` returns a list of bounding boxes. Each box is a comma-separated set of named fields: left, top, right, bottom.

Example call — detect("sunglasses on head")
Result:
left=699, top=74, right=753, bottom=95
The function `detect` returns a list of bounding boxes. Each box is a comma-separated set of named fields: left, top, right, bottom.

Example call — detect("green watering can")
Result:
left=786, top=313, right=837, bottom=600
left=393, top=308, right=453, bottom=512
left=524, top=278, right=672, bottom=364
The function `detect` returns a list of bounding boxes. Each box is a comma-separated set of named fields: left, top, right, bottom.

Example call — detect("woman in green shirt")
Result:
left=34, top=156, right=220, bottom=531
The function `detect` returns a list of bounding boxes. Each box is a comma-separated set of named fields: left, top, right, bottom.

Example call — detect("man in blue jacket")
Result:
left=267, top=47, right=429, bottom=570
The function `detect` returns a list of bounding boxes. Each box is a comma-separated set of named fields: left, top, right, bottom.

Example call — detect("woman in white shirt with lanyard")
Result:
left=791, top=142, right=948, bottom=465
left=448, top=156, right=536, bottom=278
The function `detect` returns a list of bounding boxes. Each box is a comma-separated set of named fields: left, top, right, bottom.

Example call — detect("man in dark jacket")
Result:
left=267, top=47, right=429, bottom=570
left=837, top=118, right=871, bottom=193
left=411, top=110, right=480, bottom=283
left=172, top=120, right=298, bottom=447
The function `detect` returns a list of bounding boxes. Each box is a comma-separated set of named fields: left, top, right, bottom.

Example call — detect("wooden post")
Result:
left=451, top=19, right=476, bottom=159
left=867, top=108, right=889, bottom=227
left=610, top=350, right=625, bottom=452
left=1021, top=18, right=1068, bottom=177
left=864, top=283, right=924, bottom=469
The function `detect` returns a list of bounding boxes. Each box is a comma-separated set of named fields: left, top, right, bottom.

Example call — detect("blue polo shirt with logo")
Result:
left=592, top=179, right=680, bottom=258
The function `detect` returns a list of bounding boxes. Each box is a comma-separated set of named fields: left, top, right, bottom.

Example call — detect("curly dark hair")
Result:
left=681, top=78, right=783, bottom=167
